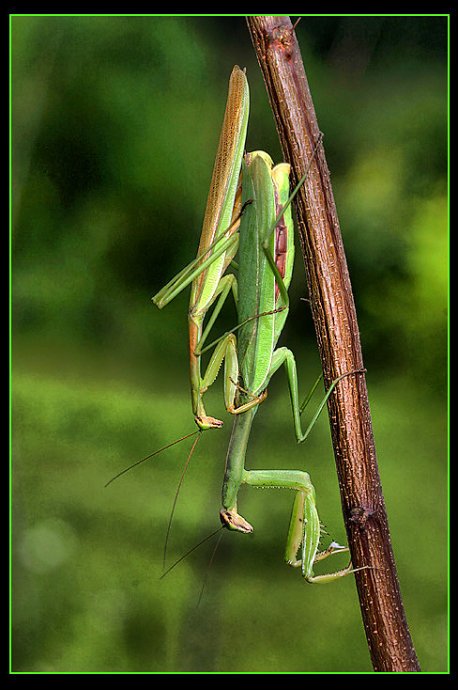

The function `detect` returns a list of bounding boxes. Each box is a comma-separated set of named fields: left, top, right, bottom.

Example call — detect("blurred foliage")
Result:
left=12, top=16, right=448, bottom=673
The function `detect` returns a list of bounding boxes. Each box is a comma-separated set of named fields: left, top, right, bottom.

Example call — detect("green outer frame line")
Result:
left=9, top=11, right=450, bottom=675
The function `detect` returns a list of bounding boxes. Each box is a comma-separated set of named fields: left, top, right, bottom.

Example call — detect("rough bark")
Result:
left=247, top=15, right=420, bottom=672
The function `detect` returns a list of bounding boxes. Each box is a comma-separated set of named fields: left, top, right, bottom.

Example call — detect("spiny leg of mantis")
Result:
left=282, top=479, right=364, bottom=583
left=245, top=470, right=355, bottom=583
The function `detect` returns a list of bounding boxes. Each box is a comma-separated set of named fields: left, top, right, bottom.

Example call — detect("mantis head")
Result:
left=195, top=415, right=224, bottom=431
left=219, top=508, right=253, bottom=534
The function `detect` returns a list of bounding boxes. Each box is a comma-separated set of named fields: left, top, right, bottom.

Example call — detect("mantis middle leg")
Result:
left=267, top=347, right=364, bottom=444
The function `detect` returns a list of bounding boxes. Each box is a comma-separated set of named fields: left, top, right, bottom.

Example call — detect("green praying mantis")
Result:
left=151, top=66, right=366, bottom=583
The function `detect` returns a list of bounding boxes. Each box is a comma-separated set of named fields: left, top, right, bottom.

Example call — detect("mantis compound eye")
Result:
left=219, top=508, right=254, bottom=534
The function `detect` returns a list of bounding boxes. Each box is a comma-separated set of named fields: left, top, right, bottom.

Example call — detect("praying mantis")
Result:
left=152, top=66, right=365, bottom=583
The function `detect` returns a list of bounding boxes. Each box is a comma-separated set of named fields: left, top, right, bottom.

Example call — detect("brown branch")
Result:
left=246, top=15, right=420, bottom=673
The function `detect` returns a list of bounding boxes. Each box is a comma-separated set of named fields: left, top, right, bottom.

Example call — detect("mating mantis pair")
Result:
left=153, top=66, right=363, bottom=583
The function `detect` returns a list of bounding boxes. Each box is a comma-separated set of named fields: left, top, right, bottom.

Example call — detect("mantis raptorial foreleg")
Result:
left=283, top=488, right=354, bottom=584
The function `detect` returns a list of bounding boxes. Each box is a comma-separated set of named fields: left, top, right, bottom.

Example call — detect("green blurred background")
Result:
left=12, top=15, right=448, bottom=673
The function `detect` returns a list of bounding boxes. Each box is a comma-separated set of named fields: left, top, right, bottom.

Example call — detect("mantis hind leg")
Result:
left=268, top=348, right=366, bottom=444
